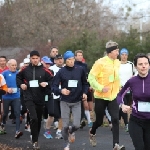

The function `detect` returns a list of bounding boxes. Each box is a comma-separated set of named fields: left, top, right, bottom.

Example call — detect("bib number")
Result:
left=68, top=80, right=78, bottom=87
left=29, top=80, right=39, bottom=87
left=138, top=101, right=150, bottom=112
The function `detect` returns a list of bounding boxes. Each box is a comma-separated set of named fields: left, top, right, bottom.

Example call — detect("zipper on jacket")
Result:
left=143, top=79, right=144, bottom=93
left=33, top=67, right=35, bottom=80
left=111, top=62, right=115, bottom=100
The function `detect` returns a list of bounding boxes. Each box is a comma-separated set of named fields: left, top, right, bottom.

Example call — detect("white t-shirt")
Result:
left=50, top=64, right=63, bottom=99
left=119, top=61, right=135, bottom=87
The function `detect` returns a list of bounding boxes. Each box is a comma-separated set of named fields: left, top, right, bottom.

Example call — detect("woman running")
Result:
left=117, top=53, right=150, bottom=150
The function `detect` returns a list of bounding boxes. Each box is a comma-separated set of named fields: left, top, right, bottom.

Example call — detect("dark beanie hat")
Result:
left=106, top=40, right=119, bottom=54
left=30, top=50, right=40, bottom=57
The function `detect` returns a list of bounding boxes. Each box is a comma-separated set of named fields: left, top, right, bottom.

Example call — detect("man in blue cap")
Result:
left=52, top=50, right=89, bottom=150
left=41, top=56, right=54, bottom=139
left=119, top=48, right=136, bottom=132
left=41, top=56, right=53, bottom=69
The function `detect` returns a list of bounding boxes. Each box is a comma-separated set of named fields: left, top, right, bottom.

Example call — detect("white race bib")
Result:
left=45, top=95, right=48, bottom=101
left=12, top=88, right=17, bottom=93
left=29, top=80, right=39, bottom=87
left=68, top=80, right=78, bottom=87
left=138, top=101, right=150, bottom=112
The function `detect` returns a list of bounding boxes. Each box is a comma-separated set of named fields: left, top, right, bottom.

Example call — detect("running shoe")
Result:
left=33, top=142, right=40, bottom=150
left=68, top=132, right=75, bottom=143
left=64, top=143, right=70, bottom=150
left=15, top=131, right=23, bottom=139
left=25, top=124, right=31, bottom=132
left=0, top=124, right=6, bottom=134
left=113, top=143, right=125, bottom=150
left=68, top=126, right=75, bottom=143
left=88, top=122, right=93, bottom=128
left=55, top=132, right=63, bottom=139
left=43, top=131, right=53, bottom=139
left=0, top=125, right=5, bottom=135
left=89, top=129, right=97, bottom=147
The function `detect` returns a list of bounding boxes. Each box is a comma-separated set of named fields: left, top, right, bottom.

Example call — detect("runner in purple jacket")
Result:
left=117, top=53, right=150, bottom=150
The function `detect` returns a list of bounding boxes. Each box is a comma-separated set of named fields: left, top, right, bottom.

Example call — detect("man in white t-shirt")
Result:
left=119, top=48, right=135, bottom=132
left=50, top=54, right=64, bottom=139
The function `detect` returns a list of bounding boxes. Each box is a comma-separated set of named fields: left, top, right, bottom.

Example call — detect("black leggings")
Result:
left=90, top=98, right=119, bottom=147
left=129, top=115, right=150, bottom=150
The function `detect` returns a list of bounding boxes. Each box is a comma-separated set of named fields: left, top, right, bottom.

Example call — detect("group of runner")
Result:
left=0, top=40, right=150, bottom=150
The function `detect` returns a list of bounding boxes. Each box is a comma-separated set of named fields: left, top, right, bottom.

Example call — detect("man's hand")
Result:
left=121, top=104, right=131, bottom=113
left=89, top=87, right=93, bottom=90
left=40, top=82, right=48, bottom=87
left=61, top=88, right=70, bottom=95
left=82, top=93, right=87, bottom=101
left=7, top=88, right=13, bottom=93
left=20, top=84, right=27, bottom=90
left=102, top=87, right=110, bottom=93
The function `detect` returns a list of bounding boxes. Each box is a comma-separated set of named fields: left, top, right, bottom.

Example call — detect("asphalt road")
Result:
left=0, top=120, right=134, bottom=150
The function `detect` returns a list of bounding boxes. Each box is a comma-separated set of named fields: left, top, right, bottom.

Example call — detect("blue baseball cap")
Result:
left=41, top=56, right=53, bottom=64
left=63, top=50, right=74, bottom=61
left=120, top=48, right=129, bottom=55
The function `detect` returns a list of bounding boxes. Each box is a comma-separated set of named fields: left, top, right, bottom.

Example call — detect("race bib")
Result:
left=29, top=80, right=39, bottom=87
left=45, top=95, right=48, bottom=101
left=12, top=88, right=17, bottom=93
left=68, top=80, right=78, bottom=87
left=138, top=101, right=150, bottom=112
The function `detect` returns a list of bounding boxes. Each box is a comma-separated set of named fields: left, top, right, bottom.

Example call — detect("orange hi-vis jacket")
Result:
left=88, top=56, right=120, bottom=101
left=0, top=74, right=8, bottom=94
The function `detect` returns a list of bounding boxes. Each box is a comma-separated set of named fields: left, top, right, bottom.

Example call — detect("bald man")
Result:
left=2, top=59, right=23, bottom=138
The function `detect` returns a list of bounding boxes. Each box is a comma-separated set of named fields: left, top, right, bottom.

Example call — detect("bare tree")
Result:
left=0, top=0, right=118, bottom=47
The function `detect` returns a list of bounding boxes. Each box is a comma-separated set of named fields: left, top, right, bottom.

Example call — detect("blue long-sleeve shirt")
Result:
left=52, top=65, right=89, bottom=103
left=117, top=74, right=150, bottom=119
left=2, top=70, right=20, bottom=100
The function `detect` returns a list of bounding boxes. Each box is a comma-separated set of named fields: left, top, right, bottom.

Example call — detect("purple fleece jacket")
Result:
left=117, top=74, right=150, bottom=119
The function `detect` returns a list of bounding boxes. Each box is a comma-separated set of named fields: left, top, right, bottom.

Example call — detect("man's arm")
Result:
left=0, top=74, right=8, bottom=95
left=88, top=60, right=104, bottom=92
left=16, top=68, right=25, bottom=88
left=43, top=68, right=54, bottom=86
left=81, top=68, right=89, bottom=95
left=52, top=70, right=62, bottom=96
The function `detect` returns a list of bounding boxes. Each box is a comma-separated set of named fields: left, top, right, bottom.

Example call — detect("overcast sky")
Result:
left=102, top=0, right=150, bottom=12
left=1, top=0, right=150, bottom=9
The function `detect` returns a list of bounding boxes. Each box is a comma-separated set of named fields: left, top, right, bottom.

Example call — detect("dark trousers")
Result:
left=129, top=115, right=150, bottom=150
left=20, top=94, right=27, bottom=116
left=25, top=101, right=44, bottom=143
left=3, top=98, right=21, bottom=131
left=20, top=95, right=30, bottom=125
left=119, top=93, right=131, bottom=125
left=90, top=98, right=119, bottom=147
